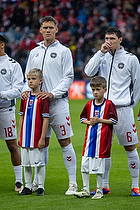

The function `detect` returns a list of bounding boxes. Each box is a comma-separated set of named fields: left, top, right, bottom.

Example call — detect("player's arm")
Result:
left=81, top=119, right=95, bottom=126
left=17, top=115, right=23, bottom=147
left=90, top=117, right=116, bottom=125
left=0, top=63, right=23, bottom=100
left=80, top=102, right=96, bottom=126
left=38, top=117, right=49, bottom=149
left=138, top=121, right=140, bottom=150
left=130, top=56, right=140, bottom=107
left=84, top=49, right=105, bottom=77
left=50, top=49, right=74, bottom=98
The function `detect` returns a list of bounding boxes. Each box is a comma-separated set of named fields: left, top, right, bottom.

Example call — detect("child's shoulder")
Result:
left=105, top=99, right=116, bottom=109
left=85, top=99, right=94, bottom=106
left=41, top=97, right=50, bottom=105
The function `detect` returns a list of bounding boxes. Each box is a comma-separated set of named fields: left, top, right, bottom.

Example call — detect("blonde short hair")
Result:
left=27, top=68, right=43, bottom=80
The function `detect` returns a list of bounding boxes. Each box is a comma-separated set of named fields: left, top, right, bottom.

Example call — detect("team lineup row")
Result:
left=0, top=16, right=140, bottom=198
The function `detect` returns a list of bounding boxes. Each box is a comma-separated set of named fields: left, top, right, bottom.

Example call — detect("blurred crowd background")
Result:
left=0, top=0, right=140, bottom=80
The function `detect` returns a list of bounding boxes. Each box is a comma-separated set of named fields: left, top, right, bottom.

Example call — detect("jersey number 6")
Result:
left=126, top=132, right=132, bottom=142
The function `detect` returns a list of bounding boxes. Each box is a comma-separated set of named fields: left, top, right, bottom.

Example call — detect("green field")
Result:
left=0, top=99, right=140, bottom=210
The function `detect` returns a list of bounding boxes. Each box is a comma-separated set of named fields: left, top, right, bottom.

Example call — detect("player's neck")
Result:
left=110, top=46, right=120, bottom=55
left=44, top=39, right=55, bottom=47
left=0, top=51, right=5, bottom=56
left=31, top=88, right=41, bottom=95
left=94, top=98, right=104, bottom=105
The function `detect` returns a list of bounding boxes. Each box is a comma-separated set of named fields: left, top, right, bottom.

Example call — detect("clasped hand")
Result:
left=90, top=117, right=100, bottom=126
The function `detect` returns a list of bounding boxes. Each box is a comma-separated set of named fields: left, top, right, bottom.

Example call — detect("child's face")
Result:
left=91, top=85, right=107, bottom=101
left=27, top=74, right=42, bottom=89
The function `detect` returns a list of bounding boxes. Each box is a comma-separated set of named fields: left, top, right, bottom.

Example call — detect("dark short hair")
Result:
left=0, top=34, right=7, bottom=44
left=90, top=76, right=107, bottom=89
left=40, top=16, right=58, bottom=26
left=105, top=27, right=122, bottom=38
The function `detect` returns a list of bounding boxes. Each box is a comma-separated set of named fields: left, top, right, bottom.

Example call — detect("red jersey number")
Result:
left=60, top=125, right=66, bottom=136
left=126, top=132, right=132, bottom=142
left=4, top=127, right=13, bottom=138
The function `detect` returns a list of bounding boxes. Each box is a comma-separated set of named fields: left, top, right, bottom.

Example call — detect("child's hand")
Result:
left=90, top=118, right=95, bottom=126
left=38, top=138, right=45, bottom=149
left=90, top=117, right=100, bottom=125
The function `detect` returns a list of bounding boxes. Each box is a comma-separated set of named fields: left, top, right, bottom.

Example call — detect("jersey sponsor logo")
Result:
left=1, top=69, right=7, bottom=75
left=50, top=52, right=57, bottom=58
left=118, top=62, right=124, bottom=69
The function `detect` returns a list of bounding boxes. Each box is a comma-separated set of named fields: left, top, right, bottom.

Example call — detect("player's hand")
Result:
left=36, top=91, right=54, bottom=100
left=17, top=138, right=20, bottom=147
left=138, top=142, right=140, bottom=150
left=21, top=91, right=29, bottom=100
left=101, top=42, right=112, bottom=54
left=38, top=138, right=45, bottom=149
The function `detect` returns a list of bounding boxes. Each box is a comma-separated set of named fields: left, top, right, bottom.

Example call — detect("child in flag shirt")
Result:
left=17, top=68, right=49, bottom=196
left=137, top=112, right=140, bottom=150
left=74, top=76, right=118, bottom=199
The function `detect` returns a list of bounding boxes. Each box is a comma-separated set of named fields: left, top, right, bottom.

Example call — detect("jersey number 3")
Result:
left=60, top=125, right=66, bottom=136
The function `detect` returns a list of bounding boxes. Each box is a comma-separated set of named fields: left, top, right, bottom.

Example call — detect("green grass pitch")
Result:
left=0, top=99, right=140, bottom=210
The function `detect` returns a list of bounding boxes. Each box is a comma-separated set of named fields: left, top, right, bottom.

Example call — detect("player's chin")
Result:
left=94, top=95, right=98, bottom=98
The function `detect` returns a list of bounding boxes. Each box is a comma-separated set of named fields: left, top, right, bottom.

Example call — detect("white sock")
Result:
left=126, top=148, right=139, bottom=189
left=13, top=165, right=23, bottom=184
left=96, top=174, right=103, bottom=193
left=34, top=167, right=38, bottom=182
left=37, top=166, right=45, bottom=190
left=82, top=172, right=89, bottom=193
left=33, top=146, right=49, bottom=182
left=24, top=166, right=32, bottom=190
left=62, top=143, right=77, bottom=184
left=44, top=146, right=49, bottom=166
left=102, top=157, right=111, bottom=189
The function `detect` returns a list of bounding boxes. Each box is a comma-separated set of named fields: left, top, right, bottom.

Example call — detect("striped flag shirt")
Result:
left=80, top=99, right=118, bottom=158
left=19, top=93, right=49, bottom=148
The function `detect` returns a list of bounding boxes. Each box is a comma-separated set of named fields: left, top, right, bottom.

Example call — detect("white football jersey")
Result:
left=84, top=47, right=140, bottom=108
left=24, top=40, right=74, bottom=99
left=0, top=54, right=23, bottom=108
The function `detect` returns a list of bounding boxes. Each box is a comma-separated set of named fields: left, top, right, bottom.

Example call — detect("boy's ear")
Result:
left=40, top=78, right=43, bottom=84
left=104, top=87, right=107, bottom=93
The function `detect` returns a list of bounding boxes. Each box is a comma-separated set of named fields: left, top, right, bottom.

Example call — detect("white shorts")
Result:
left=114, top=106, right=138, bottom=146
left=0, top=106, right=17, bottom=140
left=21, top=147, right=46, bottom=167
left=81, top=156, right=105, bottom=174
left=46, top=98, right=73, bottom=139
